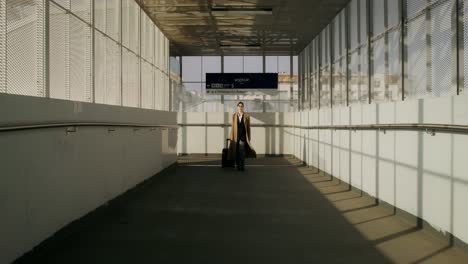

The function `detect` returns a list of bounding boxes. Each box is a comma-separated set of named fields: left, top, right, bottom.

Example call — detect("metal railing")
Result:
left=2, top=122, right=468, bottom=135
left=0, top=122, right=179, bottom=133
left=178, top=123, right=468, bottom=135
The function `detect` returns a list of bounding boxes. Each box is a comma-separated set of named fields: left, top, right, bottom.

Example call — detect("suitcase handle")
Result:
left=226, top=138, right=231, bottom=148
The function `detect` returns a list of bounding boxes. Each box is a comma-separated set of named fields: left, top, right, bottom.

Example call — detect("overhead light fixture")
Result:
left=211, top=6, right=273, bottom=15
left=220, top=44, right=262, bottom=49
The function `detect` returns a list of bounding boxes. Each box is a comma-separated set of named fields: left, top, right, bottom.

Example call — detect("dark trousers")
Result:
left=236, top=139, right=245, bottom=169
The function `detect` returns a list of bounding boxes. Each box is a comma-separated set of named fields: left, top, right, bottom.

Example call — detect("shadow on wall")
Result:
left=291, top=97, right=466, bottom=249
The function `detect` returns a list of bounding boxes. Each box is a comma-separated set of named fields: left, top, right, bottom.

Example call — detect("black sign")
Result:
left=206, top=73, right=278, bottom=90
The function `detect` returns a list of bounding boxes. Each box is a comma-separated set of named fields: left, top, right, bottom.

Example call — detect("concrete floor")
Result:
left=15, top=155, right=468, bottom=264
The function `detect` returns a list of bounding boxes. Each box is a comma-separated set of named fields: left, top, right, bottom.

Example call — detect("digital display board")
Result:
left=206, top=73, right=278, bottom=90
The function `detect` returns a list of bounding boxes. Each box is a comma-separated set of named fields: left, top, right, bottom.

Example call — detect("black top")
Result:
left=237, top=115, right=247, bottom=142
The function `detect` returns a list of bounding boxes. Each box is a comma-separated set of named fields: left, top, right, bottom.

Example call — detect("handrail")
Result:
left=2, top=122, right=468, bottom=135
left=0, top=122, right=179, bottom=133
left=178, top=123, right=468, bottom=135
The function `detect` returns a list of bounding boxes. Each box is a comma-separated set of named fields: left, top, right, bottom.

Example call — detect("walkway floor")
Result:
left=16, top=155, right=468, bottom=264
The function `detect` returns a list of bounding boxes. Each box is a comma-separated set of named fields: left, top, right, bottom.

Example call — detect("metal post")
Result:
left=346, top=5, right=350, bottom=106
left=120, top=0, right=124, bottom=106
left=290, top=52, right=294, bottom=111
left=400, top=0, right=406, bottom=101
left=367, top=0, right=372, bottom=104
left=318, top=33, right=322, bottom=109
left=138, top=1, right=142, bottom=108
left=262, top=53, right=266, bottom=112
left=384, top=0, right=390, bottom=102
left=91, top=0, right=96, bottom=103
left=0, top=0, right=6, bottom=94
left=454, top=0, right=462, bottom=95
left=330, top=23, right=334, bottom=108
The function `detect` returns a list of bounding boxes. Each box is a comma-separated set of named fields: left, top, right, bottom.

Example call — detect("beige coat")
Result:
left=227, top=112, right=257, bottom=160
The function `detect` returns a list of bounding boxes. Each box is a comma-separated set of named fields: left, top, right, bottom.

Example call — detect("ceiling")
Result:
left=140, top=0, right=350, bottom=56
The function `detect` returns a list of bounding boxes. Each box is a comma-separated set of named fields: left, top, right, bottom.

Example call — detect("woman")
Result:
left=227, top=101, right=257, bottom=171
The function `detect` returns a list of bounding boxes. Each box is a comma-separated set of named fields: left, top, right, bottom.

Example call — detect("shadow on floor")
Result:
left=15, top=156, right=468, bottom=264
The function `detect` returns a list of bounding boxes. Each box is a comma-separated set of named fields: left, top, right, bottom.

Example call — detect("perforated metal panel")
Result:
left=94, top=0, right=106, bottom=32
left=0, top=0, right=6, bottom=93
left=71, top=0, right=91, bottom=23
left=349, top=52, right=360, bottom=104
left=69, top=15, right=92, bottom=102
left=360, top=46, right=369, bottom=103
left=388, top=30, right=401, bottom=101
left=94, top=30, right=106, bottom=104
left=6, top=0, right=40, bottom=96
left=359, top=0, right=367, bottom=44
left=373, top=0, right=385, bottom=36
left=106, top=0, right=121, bottom=41
left=350, top=0, right=359, bottom=49
left=2, top=0, right=171, bottom=110
left=464, top=0, right=468, bottom=92
left=332, top=61, right=343, bottom=106
left=431, top=1, right=455, bottom=97
left=341, top=58, right=347, bottom=105
left=333, top=17, right=341, bottom=59
left=321, top=27, right=329, bottom=66
left=54, top=0, right=70, bottom=9
left=406, top=16, right=427, bottom=99
left=141, top=60, right=154, bottom=109
left=49, top=2, right=68, bottom=99
left=141, top=12, right=154, bottom=62
left=105, top=38, right=121, bottom=105
left=154, top=26, right=160, bottom=68
left=388, top=0, right=400, bottom=28
left=122, top=48, right=139, bottom=107
left=406, top=0, right=427, bottom=19
left=340, top=10, right=346, bottom=56
left=372, top=38, right=386, bottom=103
left=320, top=66, right=331, bottom=107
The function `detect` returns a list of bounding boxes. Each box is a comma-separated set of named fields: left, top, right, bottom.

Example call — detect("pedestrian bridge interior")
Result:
left=2, top=0, right=468, bottom=263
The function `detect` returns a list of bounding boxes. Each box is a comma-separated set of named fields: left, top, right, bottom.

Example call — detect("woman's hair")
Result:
left=237, top=101, right=244, bottom=107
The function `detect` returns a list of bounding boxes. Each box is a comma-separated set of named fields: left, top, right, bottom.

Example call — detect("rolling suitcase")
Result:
left=222, top=138, right=235, bottom=168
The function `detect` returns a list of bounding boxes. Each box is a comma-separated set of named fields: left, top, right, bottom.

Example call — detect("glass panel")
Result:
left=202, top=56, right=221, bottom=82
left=278, top=56, right=290, bottom=75
left=182, top=56, right=202, bottom=82
left=243, top=56, right=263, bottom=73
left=266, top=56, right=278, bottom=73
left=224, top=56, right=243, bottom=73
